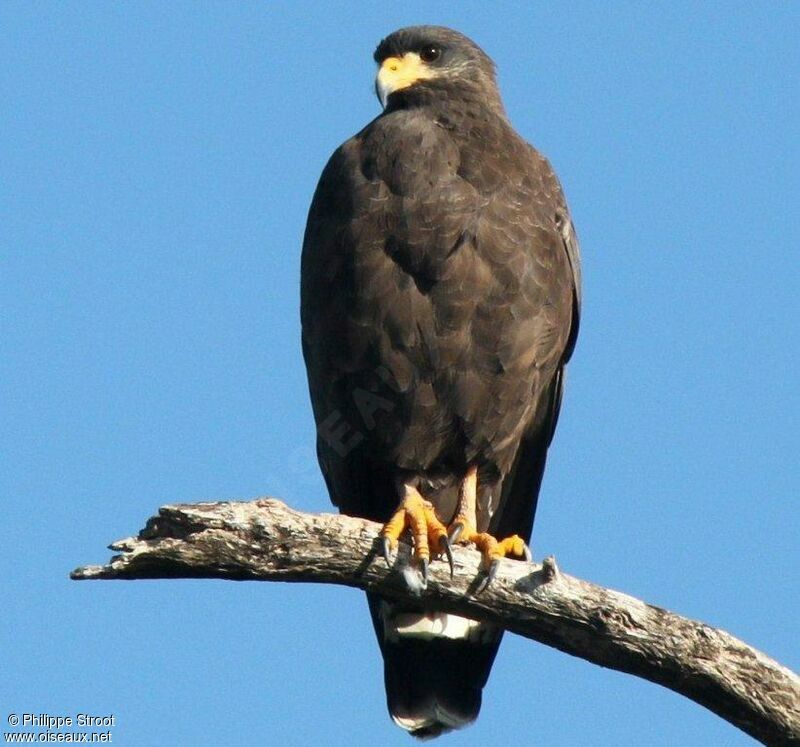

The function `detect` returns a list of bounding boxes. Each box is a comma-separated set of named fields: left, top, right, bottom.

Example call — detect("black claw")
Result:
left=522, top=543, right=532, bottom=562
left=381, top=537, right=393, bottom=568
left=439, top=536, right=455, bottom=578
left=420, top=557, right=429, bottom=587
left=476, top=559, right=500, bottom=594
left=448, top=522, right=464, bottom=544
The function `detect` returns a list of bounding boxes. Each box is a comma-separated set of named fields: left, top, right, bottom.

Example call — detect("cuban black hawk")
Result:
left=301, top=25, right=581, bottom=738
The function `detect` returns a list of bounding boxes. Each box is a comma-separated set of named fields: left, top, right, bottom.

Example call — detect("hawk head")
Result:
left=373, top=26, right=501, bottom=112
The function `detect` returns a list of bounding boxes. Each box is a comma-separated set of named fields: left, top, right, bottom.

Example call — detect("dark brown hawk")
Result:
left=301, top=26, right=581, bottom=738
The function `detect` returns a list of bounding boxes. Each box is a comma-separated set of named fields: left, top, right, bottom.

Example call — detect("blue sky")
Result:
left=2, top=2, right=798, bottom=745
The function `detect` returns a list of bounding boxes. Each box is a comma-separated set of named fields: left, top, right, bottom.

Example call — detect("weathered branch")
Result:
left=71, top=499, right=799, bottom=745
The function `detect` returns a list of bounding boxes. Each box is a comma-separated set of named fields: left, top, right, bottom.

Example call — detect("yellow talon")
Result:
left=379, top=474, right=529, bottom=586
left=448, top=517, right=531, bottom=568
left=381, top=504, right=409, bottom=552
left=496, top=534, right=530, bottom=560
left=446, top=465, right=531, bottom=587
left=380, top=487, right=450, bottom=567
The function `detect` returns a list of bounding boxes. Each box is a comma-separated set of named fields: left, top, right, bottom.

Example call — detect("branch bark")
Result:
left=71, top=499, right=799, bottom=745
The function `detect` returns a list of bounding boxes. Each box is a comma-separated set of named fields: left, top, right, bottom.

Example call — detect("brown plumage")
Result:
left=301, top=26, right=580, bottom=738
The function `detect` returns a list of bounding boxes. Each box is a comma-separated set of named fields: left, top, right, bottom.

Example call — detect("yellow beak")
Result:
left=376, top=53, right=432, bottom=108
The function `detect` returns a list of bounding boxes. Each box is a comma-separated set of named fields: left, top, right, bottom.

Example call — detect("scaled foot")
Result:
left=447, top=464, right=531, bottom=589
left=449, top=517, right=531, bottom=589
left=380, top=486, right=454, bottom=585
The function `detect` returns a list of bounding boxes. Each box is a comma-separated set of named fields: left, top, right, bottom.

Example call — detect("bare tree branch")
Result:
left=71, top=499, right=799, bottom=745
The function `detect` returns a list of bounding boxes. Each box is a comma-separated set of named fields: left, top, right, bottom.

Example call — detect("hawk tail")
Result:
left=368, top=595, right=501, bottom=739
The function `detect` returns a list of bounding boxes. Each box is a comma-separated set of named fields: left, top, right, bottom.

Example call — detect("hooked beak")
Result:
left=375, top=52, right=432, bottom=108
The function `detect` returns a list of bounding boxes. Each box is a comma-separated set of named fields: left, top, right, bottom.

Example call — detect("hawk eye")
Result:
left=419, top=45, right=442, bottom=63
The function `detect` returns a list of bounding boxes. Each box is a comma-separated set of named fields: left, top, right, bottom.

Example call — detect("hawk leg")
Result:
left=381, top=485, right=454, bottom=582
left=449, top=465, right=532, bottom=588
